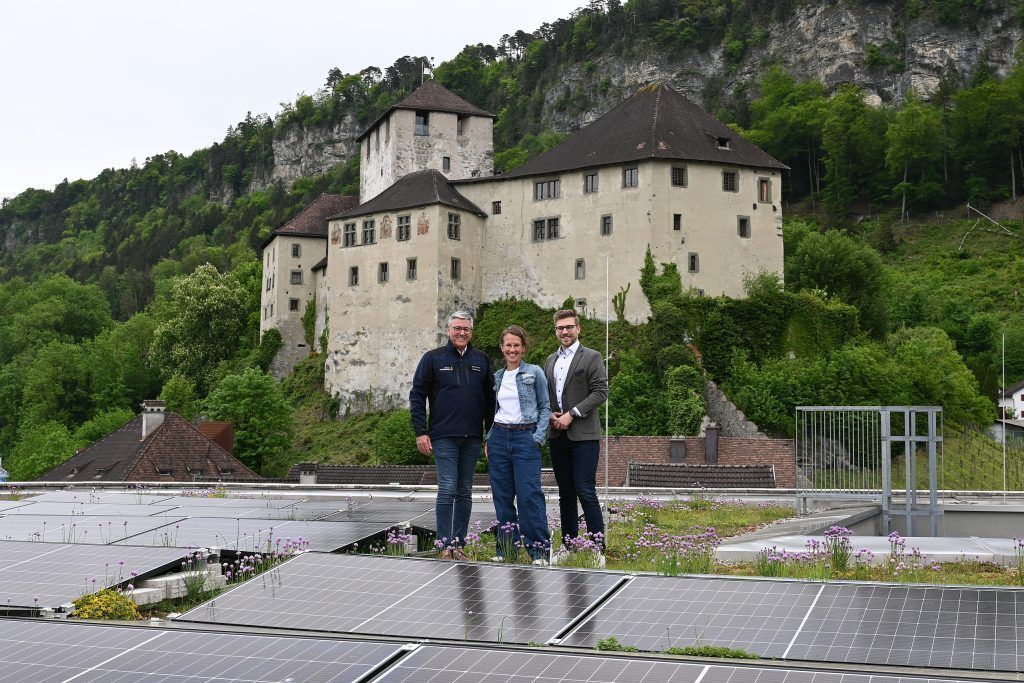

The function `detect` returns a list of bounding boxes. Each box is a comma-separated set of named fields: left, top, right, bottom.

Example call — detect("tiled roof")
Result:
left=38, top=413, right=260, bottom=482
left=1002, top=378, right=1024, bottom=398
left=282, top=463, right=557, bottom=487
left=491, top=83, right=787, bottom=181
left=627, top=462, right=776, bottom=488
left=260, top=194, right=358, bottom=249
left=331, top=170, right=486, bottom=219
left=358, top=80, right=494, bottom=141
left=311, top=256, right=328, bottom=272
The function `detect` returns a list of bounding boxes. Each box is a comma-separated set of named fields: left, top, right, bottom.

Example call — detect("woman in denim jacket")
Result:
left=486, top=325, right=552, bottom=564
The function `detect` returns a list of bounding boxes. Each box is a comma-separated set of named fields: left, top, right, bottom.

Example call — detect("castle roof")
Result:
left=37, top=412, right=260, bottom=482
left=311, top=256, right=328, bottom=272
left=331, top=169, right=486, bottom=219
left=491, top=84, right=787, bottom=180
left=259, top=194, right=358, bottom=250
left=357, top=80, right=494, bottom=141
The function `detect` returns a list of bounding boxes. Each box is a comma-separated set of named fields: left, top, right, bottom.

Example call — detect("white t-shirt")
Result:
left=494, top=369, right=524, bottom=424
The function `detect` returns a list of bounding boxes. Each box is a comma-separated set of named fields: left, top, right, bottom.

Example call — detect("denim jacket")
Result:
left=491, top=362, right=552, bottom=445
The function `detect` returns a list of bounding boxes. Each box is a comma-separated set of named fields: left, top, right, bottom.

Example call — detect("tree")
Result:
left=202, top=369, right=293, bottom=473
left=820, top=84, right=888, bottom=216
left=785, top=230, right=888, bottom=337
left=151, top=264, right=252, bottom=394
left=159, top=374, right=198, bottom=421
left=372, top=410, right=421, bottom=465
left=885, top=94, right=945, bottom=215
left=8, top=420, right=77, bottom=481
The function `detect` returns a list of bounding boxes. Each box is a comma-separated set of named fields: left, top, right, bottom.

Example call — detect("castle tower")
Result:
left=358, top=80, right=495, bottom=203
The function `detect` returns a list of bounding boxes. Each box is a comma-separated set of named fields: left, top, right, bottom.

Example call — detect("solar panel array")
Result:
left=0, top=619, right=403, bottom=682
left=23, top=491, right=176, bottom=505
left=0, top=540, right=189, bottom=609
left=114, top=517, right=397, bottom=552
left=1, top=502, right=181, bottom=516
left=179, top=553, right=624, bottom=644
left=0, top=514, right=186, bottom=544
left=561, top=575, right=1024, bottom=673
left=377, top=645, right=980, bottom=683
left=0, top=619, right=993, bottom=683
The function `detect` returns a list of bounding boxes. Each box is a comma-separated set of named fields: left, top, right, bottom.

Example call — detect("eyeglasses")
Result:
left=555, top=324, right=577, bottom=332
left=449, top=325, right=473, bottom=333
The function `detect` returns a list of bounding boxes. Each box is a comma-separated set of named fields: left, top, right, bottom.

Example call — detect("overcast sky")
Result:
left=0, top=1, right=584, bottom=203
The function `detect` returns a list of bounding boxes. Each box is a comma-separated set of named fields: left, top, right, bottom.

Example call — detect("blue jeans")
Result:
left=433, top=436, right=481, bottom=546
left=549, top=435, right=604, bottom=548
left=487, top=425, right=550, bottom=560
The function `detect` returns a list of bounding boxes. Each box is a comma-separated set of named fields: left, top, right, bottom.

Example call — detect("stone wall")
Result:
left=595, top=435, right=795, bottom=488
left=704, top=381, right=766, bottom=438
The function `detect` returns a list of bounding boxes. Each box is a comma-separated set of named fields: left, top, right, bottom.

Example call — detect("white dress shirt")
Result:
left=553, top=340, right=580, bottom=413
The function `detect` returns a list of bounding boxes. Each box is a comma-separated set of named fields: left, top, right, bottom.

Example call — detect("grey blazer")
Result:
left=545, top=344, right=609, bottom=441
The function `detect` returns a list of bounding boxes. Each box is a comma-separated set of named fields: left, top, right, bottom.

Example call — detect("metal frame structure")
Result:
left=795, top=406, right=943, bottom=536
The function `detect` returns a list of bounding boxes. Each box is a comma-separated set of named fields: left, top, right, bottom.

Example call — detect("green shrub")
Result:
left=72, top=589, right=141, bottom=620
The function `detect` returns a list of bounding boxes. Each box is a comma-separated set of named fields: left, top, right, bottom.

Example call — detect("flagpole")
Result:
left=1002, top=333, right=1007, bottom=501
left=604, top=256, right=610, bottom=543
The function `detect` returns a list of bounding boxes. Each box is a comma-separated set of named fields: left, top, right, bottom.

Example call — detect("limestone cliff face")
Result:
left=256, top=2, right=1021, bottom=186
left=542, top=3, right=1021, bottom=131
left=270, top=115, right=360, bottom=187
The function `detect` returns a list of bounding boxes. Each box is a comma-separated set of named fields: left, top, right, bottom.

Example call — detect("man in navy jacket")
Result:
left=410, top=311, right=495, bottom=556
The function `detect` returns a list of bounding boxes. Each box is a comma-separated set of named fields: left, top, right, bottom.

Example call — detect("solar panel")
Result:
left=380, top=645, right=982, bottom=683
left=25, top=491, right=176, bottom=505
left=559, top=576, right=823, bottom=656
left=115, top=517, right=394, bottom=552
left=786, top=583, right=1024, bottom=672
left=165, top=503, right=347, bottom=521
left=178, top=553, right=452, bottom=632
left=322, top=500, right=434, bottom=523
left=0, top=618, right=405, bottom=682
left=408, top=508, right=499, bottom=535
left=0, top=541, right=189, bottom=609
left=0, top=514, right=186, bottom=544
left=1, top=501, right=182, bottom=516
left=0, top=500, right=35, bottom=512
left=179, top=553, right=623, bottom=644
left=377, top=645, right=706, bottom=682
left=157, top=495, right=307, bottom=508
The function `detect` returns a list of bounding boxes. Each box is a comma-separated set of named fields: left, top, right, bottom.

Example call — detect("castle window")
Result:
left=716, top=135, right=731, bottom=149
left=270, top=303, right=273, bottom=316
left=291, top=243, right=301, bottom=258
left=450, top=257, right=461, bottom=281
left=584, top=173, right=598, bottom=194
left=349, top=266, right=359, bottom=286
left=447, top=213, right=461, bottom=240
left=673, top=214, right=682, bottom=231
left=343, top=222, right=356, bottom=247
left=378, top=262, right=389, bottom=283
left=758, top=177, right=772, bottom=202
left=290, top=270, right=303, bottom=285
left=362, top=219, right=376, bottom=244
left=406, top=257, right=417, bottom=280
left=375, top=127, right=380, bottom=151
left=457, top=116, right=466, bottom=136
left=289, top=298, right=300, bottom=312
left=442, top=156, right=451, bottom=172
left=688, top=253, right=699, bottom=273
left=533, top=178, right=560, bottom=200
left=600, top=215, right=612, bottom=236
left=722, top=170, right=738, bottom=192
left=397, top=215, right=411, bottom=241
left=671, top=165, right=688, bottom=187
left=265, top=278, right=271, bottom=292
left=492, top=201, right=501, bottom=215
left=575, top=258, right=586, bottom=280
left=737, top=216, right=751, bottom=238
left=533, top=217, right=560, bottom=241
left=415, top=111, right=429, bottom=136
left=385, top=118, right=390, bottom=142
left=623, top=166, right=639, bottom=188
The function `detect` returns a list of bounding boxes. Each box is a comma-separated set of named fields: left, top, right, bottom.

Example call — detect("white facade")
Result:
left=260, top=234, right=326, bottom=376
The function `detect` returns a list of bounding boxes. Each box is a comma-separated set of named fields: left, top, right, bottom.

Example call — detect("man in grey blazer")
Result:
left=545, top=309, right=609, bottom=552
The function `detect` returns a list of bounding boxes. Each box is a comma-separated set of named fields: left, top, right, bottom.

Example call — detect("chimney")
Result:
left=141, top=400, right=166, bottom=440
left=298, top=463, right=318, bottom=486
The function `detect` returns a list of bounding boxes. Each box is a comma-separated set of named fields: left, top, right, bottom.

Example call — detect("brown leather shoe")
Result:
left=451, top=548, right=469, bottom=562
left=438, top=548, right=454, bottom=560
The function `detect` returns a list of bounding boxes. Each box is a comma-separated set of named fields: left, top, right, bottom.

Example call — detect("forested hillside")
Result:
left=1, top=0, right=1022, bottom=481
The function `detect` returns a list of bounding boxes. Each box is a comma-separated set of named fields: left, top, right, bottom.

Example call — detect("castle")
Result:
left=260, top=80, right=785, bottom=410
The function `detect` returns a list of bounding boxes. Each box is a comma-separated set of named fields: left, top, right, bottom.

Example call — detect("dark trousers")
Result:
left=432, top=436, right=480, bottom=546
left=549, top=435, right=604, bottom=547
